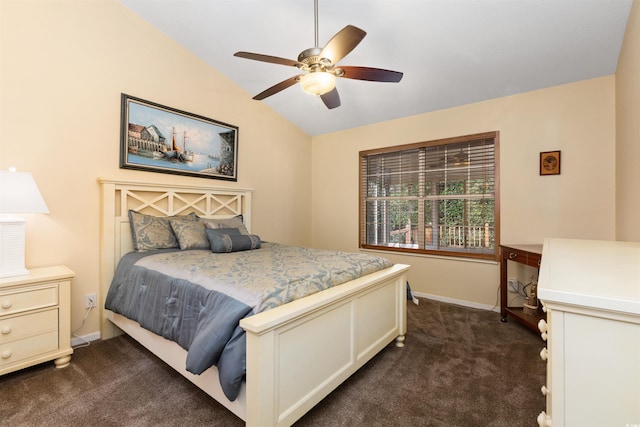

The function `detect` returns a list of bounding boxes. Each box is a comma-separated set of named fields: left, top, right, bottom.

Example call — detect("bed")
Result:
left=98, top=178, right=410, bottom=426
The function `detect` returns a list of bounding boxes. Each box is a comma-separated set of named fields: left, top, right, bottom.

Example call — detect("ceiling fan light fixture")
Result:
left=300, top=71, right=336, bottom=96
left=234, top=1, right=402, bottom=107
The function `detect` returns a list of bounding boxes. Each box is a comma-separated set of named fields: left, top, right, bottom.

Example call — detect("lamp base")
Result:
left=0, top=217, right=30, bottom=278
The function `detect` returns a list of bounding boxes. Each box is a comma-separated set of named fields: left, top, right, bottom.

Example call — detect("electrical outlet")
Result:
left=508, top=278, right=520, bottom=292
left=85, top=293, right=97, bottom=309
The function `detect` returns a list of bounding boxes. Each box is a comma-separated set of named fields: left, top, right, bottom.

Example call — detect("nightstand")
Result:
left=0, top=265, right=75, bottom=375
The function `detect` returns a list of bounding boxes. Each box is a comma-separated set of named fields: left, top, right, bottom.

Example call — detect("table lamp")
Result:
left=0, top=168, right=49, bottom=278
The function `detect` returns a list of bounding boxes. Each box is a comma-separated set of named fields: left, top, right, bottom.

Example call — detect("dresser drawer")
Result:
left=0, top=309, right=58, bottom=344
left=0, top=284, right=58, bottom=317
left=0, top=330, right=59, bottom=367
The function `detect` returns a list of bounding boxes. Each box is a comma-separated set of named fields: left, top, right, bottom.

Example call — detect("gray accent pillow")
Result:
left=213, top=227, right=243, bottom=236
left=128, top=211, right=197, bottom=252
left=203, top=215, right=249, bottom=235
left=169, top=219, right=209, bottom=250
left=205, top=228, right=261, bottom=253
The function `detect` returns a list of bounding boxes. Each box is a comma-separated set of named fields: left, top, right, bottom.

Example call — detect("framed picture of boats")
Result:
left=120, top=94, right=238, bottom=181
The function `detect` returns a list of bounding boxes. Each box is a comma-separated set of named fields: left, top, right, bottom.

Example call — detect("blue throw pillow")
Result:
left=206, top=228, right=261, bottom=253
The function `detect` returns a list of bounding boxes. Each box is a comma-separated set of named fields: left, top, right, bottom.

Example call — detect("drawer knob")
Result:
left=537, top=411, right=551, bottom=426
left=538, top=319, right=548, bottom=341
left=1, top=350, right=11, bottom=359
left=1, top=300, right=12, bottom=309
left=509, top=252, right=517, bottom=259
left=539, top=347, right=548, bottom=361
left=538, top=319, right=548, bottom=333
left=1, top=326, right=11, bottom=334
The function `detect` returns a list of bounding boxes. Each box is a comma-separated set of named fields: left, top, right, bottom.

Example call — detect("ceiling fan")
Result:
left=233, top=0, right=403, bottom=109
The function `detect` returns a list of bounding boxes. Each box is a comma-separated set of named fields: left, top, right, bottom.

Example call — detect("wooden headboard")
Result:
left=98, top=178, right=253, bottom=338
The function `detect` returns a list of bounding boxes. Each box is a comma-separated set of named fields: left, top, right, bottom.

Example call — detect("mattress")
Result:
left=104, top=242, right=393, bottom=401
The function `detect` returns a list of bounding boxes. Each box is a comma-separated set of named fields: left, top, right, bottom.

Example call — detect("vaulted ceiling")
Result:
left=120, top=0, right=633, bottom=136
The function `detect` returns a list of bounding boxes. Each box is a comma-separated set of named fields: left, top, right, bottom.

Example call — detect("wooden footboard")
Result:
left=241, top=263, right=409, bottom=426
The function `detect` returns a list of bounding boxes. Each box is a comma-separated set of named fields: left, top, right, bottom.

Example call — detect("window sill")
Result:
left=360, top=247, right=499, bottom=265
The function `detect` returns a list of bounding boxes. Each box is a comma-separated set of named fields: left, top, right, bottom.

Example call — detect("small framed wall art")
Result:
left=540, top=150, right=561, bottom=176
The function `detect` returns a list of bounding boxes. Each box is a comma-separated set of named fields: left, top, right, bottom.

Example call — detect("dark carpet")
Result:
left=0, top=298, right=545, bottom=426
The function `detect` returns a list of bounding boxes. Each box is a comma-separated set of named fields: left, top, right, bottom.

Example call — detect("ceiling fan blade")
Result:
left=339, top=66, right=404, bottom=83
left=234, top=51, right=302, bottom=68
left=320, top=88, right=340, bottom=109
left=252, top=75, right=302, bottom=100
left=319, top=25, right=366, bottom=64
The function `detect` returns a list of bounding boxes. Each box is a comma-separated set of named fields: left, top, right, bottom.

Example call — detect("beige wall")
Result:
left=311, top=76, right=616, bottom=307
left=1, top=0, right=634, bottom=339
left=0, top=2, right=312, bottom=339
left=616, top=0, right=640, bottom=241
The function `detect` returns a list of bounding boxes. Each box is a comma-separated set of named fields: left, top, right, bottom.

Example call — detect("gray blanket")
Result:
left=104, top=242, right=392, bottom=401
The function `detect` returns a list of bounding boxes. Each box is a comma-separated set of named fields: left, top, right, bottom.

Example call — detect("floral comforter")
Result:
left=104, top=242, right=392, bottom=401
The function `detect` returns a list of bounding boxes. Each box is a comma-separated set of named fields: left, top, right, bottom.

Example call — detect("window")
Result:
left=359, top=132, right=499, bottom=261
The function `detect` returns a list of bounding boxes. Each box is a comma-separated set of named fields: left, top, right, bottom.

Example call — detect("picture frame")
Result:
left=120, top=94, right=238, bottom=181
left=540, top=150, right=561, bottom=176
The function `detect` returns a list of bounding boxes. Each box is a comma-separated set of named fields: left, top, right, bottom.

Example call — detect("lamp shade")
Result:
left=300, top=71, right=336, bottom=96
left=0, top=170, right=49, bottom=214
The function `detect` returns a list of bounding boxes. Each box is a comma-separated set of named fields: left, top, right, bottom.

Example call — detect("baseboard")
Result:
left=71, top=331, right=101, bottom=348
left=412, top=291, right=500, bottom=313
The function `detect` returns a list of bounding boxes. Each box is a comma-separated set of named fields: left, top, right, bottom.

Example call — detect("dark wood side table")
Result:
left=499, top=244, right=545, bottom=332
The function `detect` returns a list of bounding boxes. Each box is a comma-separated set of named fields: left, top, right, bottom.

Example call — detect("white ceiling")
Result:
left=120, top=0, right=633, bottom=136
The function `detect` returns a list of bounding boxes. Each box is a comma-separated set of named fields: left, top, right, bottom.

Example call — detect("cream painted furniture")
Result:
left=99, top=178, right=409, bottom=427
left=536, top=238, right=640, bottom=427
left=0, top=265, right=74, bottom=375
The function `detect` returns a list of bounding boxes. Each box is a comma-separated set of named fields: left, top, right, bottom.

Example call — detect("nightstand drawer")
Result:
left=0, top=330, right=59, bottom=367
left=0, top=285, right=58, bottom=317
left=0, top=309, right=58, bottom=344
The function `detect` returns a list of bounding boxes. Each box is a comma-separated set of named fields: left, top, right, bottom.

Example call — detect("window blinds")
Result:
left=359, top=132, right=498, bottom=260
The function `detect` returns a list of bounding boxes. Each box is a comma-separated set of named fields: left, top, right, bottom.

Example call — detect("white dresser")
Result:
left=536, top=238, right=640, bottom=427
left=0, top=266, right=75, bottom=375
